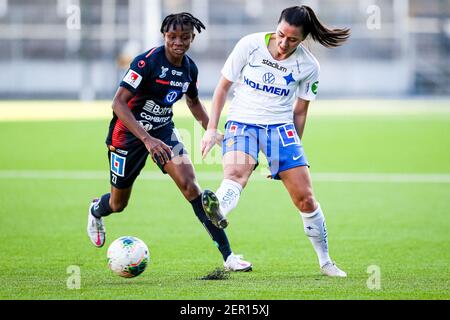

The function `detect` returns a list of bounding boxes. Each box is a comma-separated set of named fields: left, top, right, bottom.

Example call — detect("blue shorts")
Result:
left=222, top=121, right=309, bottom=180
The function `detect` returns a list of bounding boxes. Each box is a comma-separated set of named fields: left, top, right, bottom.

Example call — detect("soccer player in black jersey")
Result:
left=87, top=13, right=251, bottom=271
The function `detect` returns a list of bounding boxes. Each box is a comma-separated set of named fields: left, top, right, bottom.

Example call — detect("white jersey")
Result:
left=221, top=32, right=320, bottom=125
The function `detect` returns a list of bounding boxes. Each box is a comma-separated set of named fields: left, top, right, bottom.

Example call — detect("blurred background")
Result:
left=1, top=1, right=449, bottom=301
left=0, top=0, right=449, bottom=100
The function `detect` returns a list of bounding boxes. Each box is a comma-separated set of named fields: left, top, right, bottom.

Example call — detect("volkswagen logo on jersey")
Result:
left=164, top=90, right=179, bottom=104
left=263, top=72, right=276, bottom=84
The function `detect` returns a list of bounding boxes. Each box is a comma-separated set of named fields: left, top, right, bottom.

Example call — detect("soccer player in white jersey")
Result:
left=200, top=6, right=350, bottom=277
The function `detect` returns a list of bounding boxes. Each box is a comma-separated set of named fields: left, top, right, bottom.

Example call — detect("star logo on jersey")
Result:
left=283, top=72, right=295, bottom=85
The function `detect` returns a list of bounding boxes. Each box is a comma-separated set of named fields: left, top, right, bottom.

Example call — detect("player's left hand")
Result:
left=201, top=129, right=219, bottom=159
left=215, top=131, right=224, bottom=147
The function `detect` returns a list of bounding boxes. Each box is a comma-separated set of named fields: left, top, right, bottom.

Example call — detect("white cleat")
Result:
left=320, top=261, right=347, bottom=277
left=87, top=199, right=106, bottom=248
left=224, top=253, right=252, bottom=272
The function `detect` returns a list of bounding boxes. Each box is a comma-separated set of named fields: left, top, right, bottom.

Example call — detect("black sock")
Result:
left=91, top=193, right=113, bottom=218
left=190, top=195, right=232, bottom=261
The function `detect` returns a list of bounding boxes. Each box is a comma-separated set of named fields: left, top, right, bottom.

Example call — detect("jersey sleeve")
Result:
left=296, top=62, right=320, bottom=101
left=186, top=60, right=199, bottom=99
left=221, top=36, right=251, bottom=82
left=119, top=55, right=151, bottom=94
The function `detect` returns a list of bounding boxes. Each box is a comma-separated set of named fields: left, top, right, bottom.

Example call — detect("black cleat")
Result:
left=201, top=189, right=228, bottom=229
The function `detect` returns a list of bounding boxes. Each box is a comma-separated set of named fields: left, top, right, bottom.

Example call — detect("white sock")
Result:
left=216, top=179, right=243, bottom=217
left=300, top=203, right=332, bottom=268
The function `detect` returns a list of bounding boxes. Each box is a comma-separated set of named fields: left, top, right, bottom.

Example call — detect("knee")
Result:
left=180, top=179, right=201, bottom=201
left=110, top=199, right=128, bottom=213
left=293, top=193, right=317, bottom=213
left=225, top=169, right=249, bottom=188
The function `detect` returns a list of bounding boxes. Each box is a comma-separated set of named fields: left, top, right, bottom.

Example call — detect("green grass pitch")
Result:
left=0, top=100, right=449, bottom=300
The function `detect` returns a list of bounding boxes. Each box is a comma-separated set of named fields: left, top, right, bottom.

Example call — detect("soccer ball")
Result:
left=107, top=236, right=150, bottom=278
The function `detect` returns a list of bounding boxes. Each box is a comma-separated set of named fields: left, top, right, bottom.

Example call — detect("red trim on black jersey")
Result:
left=127, top=96, right=137, bottom=109
left=111, top=96, right=137, bottom=148
left=156, top=79, right=170, bottom=85
left=145, top=47, right=157, bottom=58
left=111, top=118, right=127, bottom=148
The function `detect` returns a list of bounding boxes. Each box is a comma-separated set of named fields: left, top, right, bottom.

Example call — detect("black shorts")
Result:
left=107, top=123, right=187, bottom=189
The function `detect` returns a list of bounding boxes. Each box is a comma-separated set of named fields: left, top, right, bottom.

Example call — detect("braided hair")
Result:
left=160, top=12, right=206, bottom=34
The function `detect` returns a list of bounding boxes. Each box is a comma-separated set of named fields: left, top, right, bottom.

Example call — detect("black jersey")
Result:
left=106, top=46, right=199, bottom=149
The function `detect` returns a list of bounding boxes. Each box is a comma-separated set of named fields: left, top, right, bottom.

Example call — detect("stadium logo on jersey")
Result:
left=262, top=59, right=287, bottom=73
left=312, top=81, right=319, bottom=95
left=277, top=124, right=300, bottom=147
left=110, top=153, right=126, bottom=177
left=159, top=66, right=169, bottom=78
left=244, top=77, right=290, bottom=96
left=164, top=90, right=179, bottom=104
left=262, top=73, right=276, bottom=84
left=123, top=70, right=142, bottom=89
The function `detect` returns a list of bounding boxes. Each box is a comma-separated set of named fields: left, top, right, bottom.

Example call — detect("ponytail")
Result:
left=278, top=6, right=350, bottom=48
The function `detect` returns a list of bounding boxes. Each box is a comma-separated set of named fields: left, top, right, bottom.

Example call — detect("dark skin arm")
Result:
left=185, top=95, right=209, bottom=130
left=112, top=87, right=173, bottom=164
left=185, top=95, right=224, bottom=145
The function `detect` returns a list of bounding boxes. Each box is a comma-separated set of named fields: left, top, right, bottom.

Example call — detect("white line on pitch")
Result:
left=0, top=170, right=449, bottom=183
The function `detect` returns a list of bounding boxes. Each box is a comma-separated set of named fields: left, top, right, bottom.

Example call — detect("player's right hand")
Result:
left=201, top=129, right=219, bottom=159
left=145, top=137, right=173, bottom=165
